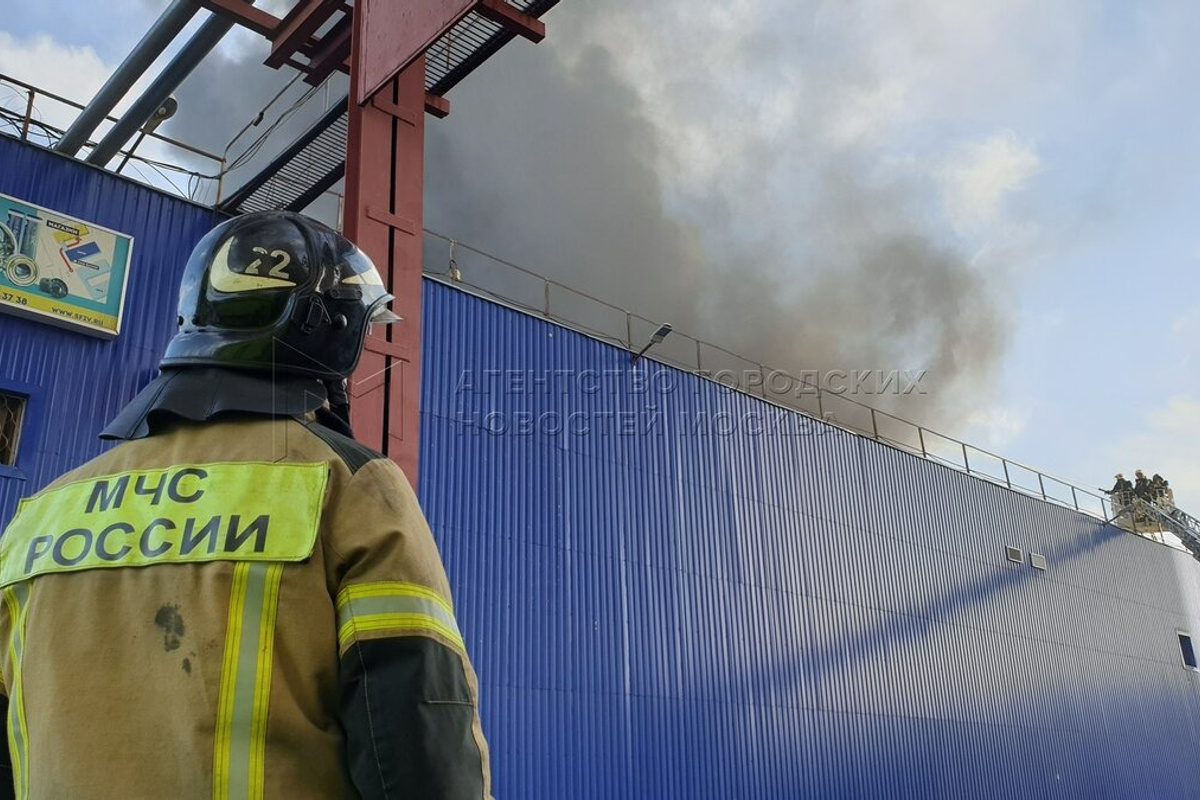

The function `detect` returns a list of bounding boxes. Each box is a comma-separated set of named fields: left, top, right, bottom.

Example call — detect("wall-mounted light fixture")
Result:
left=632, top=323, right=672, bottom=363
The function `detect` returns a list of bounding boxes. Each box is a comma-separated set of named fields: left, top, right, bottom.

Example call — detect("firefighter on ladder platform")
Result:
left=1107, top=473, right=1134, bottom=507
left=0, top=212, right=492, bottom=799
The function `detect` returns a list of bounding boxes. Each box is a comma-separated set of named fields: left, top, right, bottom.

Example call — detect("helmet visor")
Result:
left=340, top=247, right=401, bottom=327
left=371, top=304, right=402, bottom=324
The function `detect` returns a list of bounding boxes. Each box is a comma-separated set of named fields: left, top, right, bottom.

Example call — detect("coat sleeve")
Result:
left=324, top=457, right=492, bottom=800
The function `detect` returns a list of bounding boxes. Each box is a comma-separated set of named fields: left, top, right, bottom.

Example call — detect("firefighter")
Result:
left=1134, top=469, right=1152, bottom=501
left=1108, top=473, right=1133, bottom=506
left=1151, top=473, right=1168, bottom=502
left=0, top=212, right=491, bottom=799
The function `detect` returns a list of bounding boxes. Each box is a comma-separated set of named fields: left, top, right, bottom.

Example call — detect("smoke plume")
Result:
left=423, top=2, right=1012, bottom=427
left=159, top=0, right=1024, bottom=429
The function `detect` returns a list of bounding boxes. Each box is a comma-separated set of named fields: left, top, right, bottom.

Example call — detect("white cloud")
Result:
left=940, top=131, right=1042, bottom=230
left=0, top=32, right=116, bottom=133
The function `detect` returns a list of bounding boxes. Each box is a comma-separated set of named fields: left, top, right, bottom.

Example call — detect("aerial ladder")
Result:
left=1108, top=490, right=1200, bottom=559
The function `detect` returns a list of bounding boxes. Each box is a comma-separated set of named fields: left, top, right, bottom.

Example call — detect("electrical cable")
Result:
left=218, top=72, right=304, bottom=166
left=197, top=73, right=333, bottom=182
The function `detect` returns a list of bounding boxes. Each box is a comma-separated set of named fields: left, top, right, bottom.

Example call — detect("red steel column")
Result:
left=344, top=33, right=426, bottom=483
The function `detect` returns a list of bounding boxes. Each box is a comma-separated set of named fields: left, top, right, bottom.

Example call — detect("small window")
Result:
left=0, top=391, right=26, bottom=467
left=1179, top=632, right=1198, bottom=670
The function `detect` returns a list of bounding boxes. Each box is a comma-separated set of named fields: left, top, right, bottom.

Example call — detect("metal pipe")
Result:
left=87, top=9, right=243, bottom=167
left=56, top=0, right=199, bottom=156
left=20, top=88, right=35, bottom=140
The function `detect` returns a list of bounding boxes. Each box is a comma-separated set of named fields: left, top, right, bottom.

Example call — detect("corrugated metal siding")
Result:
left=420, top=278, right=1200, bottom=799
left=0, top=136, right=220, bottom=525
left=5, top=136, right=1200, bottom=798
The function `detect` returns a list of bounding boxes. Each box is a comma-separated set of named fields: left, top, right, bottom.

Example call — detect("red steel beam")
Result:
left=424, top=93, right=450, bottom=118
left=267, top=0, right=343, bottom=68
left=473, top=0, right=545, bottom=42
left=288, top=52, right=448, bottom=119
left=194, top=0, right=282, bottom=36
left=345, top=39, right=428, bottom=482
left=302, top=16, right=353, bottom=85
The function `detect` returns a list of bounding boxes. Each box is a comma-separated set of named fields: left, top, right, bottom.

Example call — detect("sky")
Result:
left=2, top=1, right=1200, bottom=511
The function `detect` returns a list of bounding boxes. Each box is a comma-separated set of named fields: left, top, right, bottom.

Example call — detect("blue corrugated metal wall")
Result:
left=5, top=134, right=1200, bottom=799
left=0, top=137, right=219, bottom=523
left=420, top=279, right=1200, bottom=799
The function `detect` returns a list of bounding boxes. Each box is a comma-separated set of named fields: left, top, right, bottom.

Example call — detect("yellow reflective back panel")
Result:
left=0, top=462, right=329, bottom=586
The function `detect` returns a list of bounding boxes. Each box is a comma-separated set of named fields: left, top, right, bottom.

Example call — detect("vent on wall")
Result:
left=1030, top=553, right=1047, bottom=570
left=1180, top=632, right=1198, bottom=670
left=0, top=391, right=26, bottom=467
left=1005, top=546, right=1024, bottom=564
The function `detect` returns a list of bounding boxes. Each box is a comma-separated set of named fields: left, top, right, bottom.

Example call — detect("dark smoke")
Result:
left=424, top=4, right=1008, bottom=426
left=158, top=0, right=1008, bottom=428
left=424, top=43, right=708, bottom=340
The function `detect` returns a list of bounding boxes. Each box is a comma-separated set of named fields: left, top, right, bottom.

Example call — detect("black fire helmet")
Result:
left=160, top=211, right=400, bottom=380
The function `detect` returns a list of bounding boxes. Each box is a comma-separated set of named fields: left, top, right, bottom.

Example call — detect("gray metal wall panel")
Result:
left=420, top=278, right=1200, bottom=799
left=0, top=136, right=219, bottom=523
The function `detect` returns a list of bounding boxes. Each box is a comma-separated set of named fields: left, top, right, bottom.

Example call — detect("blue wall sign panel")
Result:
left=419, top=279, right=1200, bottom=800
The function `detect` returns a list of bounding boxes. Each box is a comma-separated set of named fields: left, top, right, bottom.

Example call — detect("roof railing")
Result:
left=420, top=228, right=1155, bottom=533
left=0, top=72, right=224, bottom=200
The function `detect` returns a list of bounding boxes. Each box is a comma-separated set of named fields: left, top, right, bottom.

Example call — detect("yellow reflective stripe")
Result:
left=3, top=584, right=29, bottom=800
left=335, top=582, right=464, bottom=653
left=248, top=564, right=283, bottom=799
left=339, top=580, right=455, bottom=616
left=213, top=562, right=284, bottom=800
left=0, top=462, right=327, bottom=587
left=213, top=564, right=249, bottom=796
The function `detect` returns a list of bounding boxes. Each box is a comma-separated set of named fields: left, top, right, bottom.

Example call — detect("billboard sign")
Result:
left=0, top=193, right=133, bottom=339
